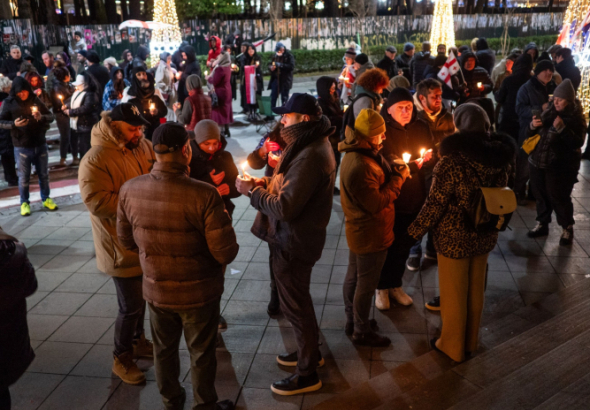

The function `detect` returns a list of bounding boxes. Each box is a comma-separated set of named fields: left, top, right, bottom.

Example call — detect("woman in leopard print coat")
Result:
left=408, top=103, right=517, bottom=362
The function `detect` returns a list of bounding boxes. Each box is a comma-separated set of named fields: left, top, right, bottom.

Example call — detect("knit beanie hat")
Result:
left=554, top=78, right=576, bottom=103
left=404, top=42, right=415, bottom=52
left=385, top=87, right=413, bottom=109
left=87, top=51, right=100, bottom=64
left=454, top=103, right=490, bottom=134
left=345, top=47, right=357, bottom=59
left=354, top=109, right=386, bottom=143
left=534, top=59, right=555, bottom=75
left=194, top=119, right=221, bottom=144
left=355, top=53, right=369, bottom=65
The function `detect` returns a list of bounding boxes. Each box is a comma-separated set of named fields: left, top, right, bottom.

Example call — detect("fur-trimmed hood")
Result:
left=440, top=131, right=517, bottom=169
left=91, top=110, right=145, bottom=150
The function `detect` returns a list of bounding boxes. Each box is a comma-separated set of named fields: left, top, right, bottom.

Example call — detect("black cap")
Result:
left=386, top=46, right=397, bottom=54
left=355, top=53, right=369, bottom=65
left=110, top=103, right=151, bottom=126
left=152, top=122, right=189, bottom=154
left=76, top=50, right=88, bottom=58
left=272, top=93, right=323, bottom=116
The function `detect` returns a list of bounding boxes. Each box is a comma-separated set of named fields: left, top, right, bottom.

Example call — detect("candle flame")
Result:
left=241, top=161, right=248, bottom=171
left=402, top=153, right=411, bottom=163
left=58, top=94, right=63, bottom=100
left=420, top=148, right=426, bottom=157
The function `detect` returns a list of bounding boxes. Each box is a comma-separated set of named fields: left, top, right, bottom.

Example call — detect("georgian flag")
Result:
left=437, top=51, right=461, bottom=89
left=244, top=65, right=257, bottom=105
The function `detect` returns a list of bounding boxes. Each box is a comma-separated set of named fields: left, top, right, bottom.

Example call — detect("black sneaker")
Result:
left=527, top=222, right=549, bottom=238
left=267, top=290, right=281, bottom=316
left=333, top=187, right=340, bottom=196
left=345, top=318, right=379, bottom=336
left=271, top=372, right=322, bottom=396
left=352, top=331, right=391, bottom=347
left=425, top=296, right=441, bottom=311
left=559, top=225, right=574, bottom=246
left=406, top=256, right=420, bottom=271
left=421, top=255, right=438, bottom=269
left=276, top=351, right=324, bottom=368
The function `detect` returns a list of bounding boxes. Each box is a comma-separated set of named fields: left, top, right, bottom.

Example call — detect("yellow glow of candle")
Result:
left=343, top=105, right=349, bottom=112
left=231, top=63, right=237, bottom=69
left=256, top=61, right=260, bottom=66
left=241, top=161, right=249, bottom=178
left=205, top=70, right=209, bottom=76
left=176, top=72, right=181, bottom=80
left=420, top=148, right=426, bottom=158
left=31, top=106, right=38, bottom=114
left=58, top=94, right=63, bottom=101
left=477, top=82, right=482, bottom=88
left=402, top=153, right=411, bottom=163
left=43, top=76, right=47, bottom=81
left=339, top=76, right=345, bottom=81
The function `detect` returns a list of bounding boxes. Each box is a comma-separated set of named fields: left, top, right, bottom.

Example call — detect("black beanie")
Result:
left=355, top=53, right=369, bottom=65
left=534, top=60, right=555, bottom=76
left=87, top=51, right=100, bottom=64
left=385, top=87, right=414, bottom=109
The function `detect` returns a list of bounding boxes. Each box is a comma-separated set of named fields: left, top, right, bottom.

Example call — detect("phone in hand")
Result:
left=531, top=109, right=542, bottom=120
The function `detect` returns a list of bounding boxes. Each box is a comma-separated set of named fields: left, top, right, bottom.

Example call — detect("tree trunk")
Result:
left=475, top=0, right=485, bottom=13
left=142, top=0, right=153, bottom=20
left=104, top=0, right=119, bottom=22
left=325, top=0, right=338, bottom=17
left=120, top=0, right=129, bottom=21
left=129, top=0, right=142, bottom=19
left=17, top=0, right=32, bottom=18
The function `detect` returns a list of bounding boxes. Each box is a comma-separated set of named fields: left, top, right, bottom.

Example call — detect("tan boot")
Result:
left=375, top=289, right=390, bottom=310
left=133, top=333, right=154, bottom=358
left=390, top=287, right=413, bottom=306
left=71, top=157, right=80, bottom=166
left=112, top=352, right=146, bottom=385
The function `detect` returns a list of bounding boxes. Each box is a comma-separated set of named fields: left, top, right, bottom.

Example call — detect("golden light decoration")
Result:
left=429, top=0, right=455, bottom=51
left=150, top=0, right=183, bottom=68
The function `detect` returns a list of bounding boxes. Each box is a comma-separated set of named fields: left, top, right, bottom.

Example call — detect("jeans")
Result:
left=112, top=276, right=146, bottom=356
left=1, top=149, right=17, bottom=184
left=56, top=112, right=71, bottom=160
left=71, top=130, right=91, bottom=159
left=529, top=164, right=577, bottom=228
left=270, top=80, right=290, bottom=110
left=409, top=232, right=436, bottom=259
left=270, top=243, right=320, bottom=376
left=343, top=249, right=388, bottom=334
left=14, top=144, right=50, bottom=204
left=149, top=301, right=220, bottom=410
left=378, top=212, right=419, bottom=290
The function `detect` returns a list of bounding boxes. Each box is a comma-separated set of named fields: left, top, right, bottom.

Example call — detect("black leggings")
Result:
left=0, top=386, right=10, bottom=410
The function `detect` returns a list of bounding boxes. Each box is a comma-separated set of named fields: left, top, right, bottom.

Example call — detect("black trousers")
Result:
left=1, top=149, right=17, bottom=184
left=270, top=243, right=320, bottom=376
left=529, top=164, right=577, bottom=228
left=71, top=131, right=91, bottom=159
left=0, top=386, right=10, bottom=410
left=514, top=148, right=530, bottom=200
left=378, top=212, right=419, bottom=290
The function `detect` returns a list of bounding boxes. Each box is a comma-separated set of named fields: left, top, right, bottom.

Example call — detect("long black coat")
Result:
left=410, top=51, right=435, bottom=86
left=0, top=229, right=37, bottom=389
left=495, top=56, right=533, bottom=140
left=0, top=92, right=12, bottom=156
left=66, top=91, right=101, bottom=133
left=555, top=58, right=582, bottom=91
left=376, top=55, right=399, bottom=79
left=178, top=46, right=202, bottom=104
left=268, top=50, right=295, bottom=91
left=0, top=57, right=23, bottom=80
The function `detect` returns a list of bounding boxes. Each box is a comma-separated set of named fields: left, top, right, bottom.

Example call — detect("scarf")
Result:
left=128, top=66, right=155, bottom=101
left=70, top=90, right=86, bottom=130
left=276, top=115, right=333, bottom=175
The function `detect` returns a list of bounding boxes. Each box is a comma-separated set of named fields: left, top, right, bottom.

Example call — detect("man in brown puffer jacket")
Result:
left=117, top=122, right=238, bottom=410
left=78, top=103, right=155, bottom=385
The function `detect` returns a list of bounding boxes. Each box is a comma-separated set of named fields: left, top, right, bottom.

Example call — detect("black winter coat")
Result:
left=410, top=52, right=435, bottom=86
left=0, top=57, right=23, bottom=80
left=0, top=92, right=12, bottom=155
left=189, top=136, right=240, bottom=216
left=476, top=49, right=496, bottom=75
left=86, top=64, right=111, bottom=96
left=125, top=46, right=149, bottom=81
left=376, top=55, right=399, bottom=79
left=240, top=53, right=263, bottom=97
left=529, top=102, right=586, bottom=171
left=0, top=229, right=37, bottom=389
left=381, top=111, right=435, bottom=214
left=0, top=96, right=54, bottom=148
left=66, top=91, right=101, bottom=133
left=50, top=80, right=75, bottom=115
left=516, top=76, right=550, bottom=143
left=555, top=58, right=582, bottom=91
left=268, top=50, right=295, bottom=90
left=496, top=72, right=532, bottom=139
left=178, top=46, right=202, bottom=104
left=396, top=52, right=413, bottom=82
left=316, top=76, right=343, bottom=151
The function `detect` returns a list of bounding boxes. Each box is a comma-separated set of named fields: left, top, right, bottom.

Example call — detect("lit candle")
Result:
left=231, top=63, right=237, bottom=69
left=256, top=61, right=260, bottom=67
left=31, top=105, right=38, bottom=114
left=240, top=161, right=249, bottom=178
left=402, top=152, right=411, bottom=163
left=205, top=70, right=209, bottom=76
left=477, top=82, right=482, bottom=89
left=43, top=75, right=47, bottom=81
left=420, top=148, right=426, bottom=158
left=338, top=75, right=346, bottom=81
left=343, top=105, right=349, bottom=112
left=175, top=72, right=181, bottom=80
left=58, top=94, right=63, bottom=102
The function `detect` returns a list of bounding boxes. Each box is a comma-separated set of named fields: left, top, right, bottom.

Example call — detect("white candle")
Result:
left=343, top=105, right=349, bottom=112
left=477, top=82, right=482, bottom=88
left=402, top=153, right=411, bottom=163
left=420, top=148, right=426, bottom=158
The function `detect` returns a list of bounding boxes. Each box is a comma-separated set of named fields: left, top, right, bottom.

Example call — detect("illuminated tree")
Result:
left=429, top=0, right=455, bottom=51
left=150, top=0, right=183, bottom=68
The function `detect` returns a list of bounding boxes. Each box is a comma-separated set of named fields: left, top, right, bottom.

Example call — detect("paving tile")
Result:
left=251, top=246, right=270, bottom=262
left=35, top=270, right=73, bottom=292
left=237, top=387, right=303, bottom=410
left=39, top=254, right=94, bottom=272
left=236, top=232, right=262, bottom=247
left=61, top=240, right=97, bottom=256
left=498, top=240, right=544, bottom=257
left=373, top=303, right=429, bottom=335
left=541, top=240, right=589, bottom=257
left=316, top=249, right=336, bottom=265
left=65, top=215, right=93, bottom=228
left=268, top=305, right=324, bottom=329
left=333, top=249, right=350, bottom=266
left=371, top=332, right=430, bottom=362
left=232, top=279, right=272, bottom=302
left=311, top=265, right=332, bottom=284
left=28, top=341, right=93, bottom=374
left=337, top=235, right=349, bottom=250
left=242, top=262, right=271, bottom=281
left=559, top=274, right=590, bottom=288
left=234, top=246, right=258, bottom=262
left=483, top=290, right=525, bottom=313
left=49, top=316, right=114, bottom=343
left=212, top=351, right=256, bottom=386
left=319, top=329, right=371, bottom=361
left=96, top=278, right=117, bottom=294
left=27, top=239, right=74, bottom=255
left=27, top=253, right=56, bottom=270
left=504, top=255, right=556, bottom=273
left=225, top=262, right=249, bottom=279
left=256, top=326, right=299, bottom=355
left=329, top=265, right=347, bottom=285
left=511, top=271, right=565, bottom=293
left=70, top=344, right=119, bottom=378
left=234, top=220, right=255, bottom=233
left=27, top=291, right=49, bottom=311
left=319, top=304, right=347, bottom=331
left=74, top=294, right=120, bottom=318
left=222, top=300, right=270, bottom=326
left=28, top=314, right=69, bottom=341
left=217, top=325, right=266, bottom=353
left=325, top=283, right=344, bottom=306
left=103, top=381, right=163, bottom=410
left=76, top=257, right=102, bottom=273
left=323, top=235, right=340, bottom=249
left=15, top=225, right=61, bottom=240
left=141, top=349, right=188, bottom=382
left=34, top=211, right=81, bottom=227
left=222, top=278, right=240, bottom=300
left=369, top=360, right=404, bottom=379
left=30, top=292, right=91, bottom=316
left=243, top=353, right=297, bottom=389
left=547, top=256, right=590, bottom=274
left=55, top=273, right=110, bottom=293
left=44, top=227, right=91, bottom=241
left=9, top=373, right=65, bottom=410
left=520, top=291, right=553, bottom=305
left=38, top=375, right=120, bottom=410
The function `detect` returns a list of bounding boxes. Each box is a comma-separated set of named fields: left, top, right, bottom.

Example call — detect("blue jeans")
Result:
left=270, top=79, right=290, bottom=110
left=14, top=144, right=50, bottom=204
left=112, top=275, right=146, bottom=356
left=409, top=232, right=436, bottom=259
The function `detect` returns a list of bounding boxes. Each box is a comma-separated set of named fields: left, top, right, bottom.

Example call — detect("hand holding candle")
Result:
left=402, top=152, right=411, bottom=163
left=477, top=82, right=483, bottom=90
left=420, top=148, right=426, bottom=158
left=240, top=161, right=250, bottom=179
left=149, top=100, right=156, bottom=115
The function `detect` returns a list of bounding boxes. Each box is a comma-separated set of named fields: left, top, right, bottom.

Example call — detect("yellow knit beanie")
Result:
left=354, top=108, right=386, bottom=143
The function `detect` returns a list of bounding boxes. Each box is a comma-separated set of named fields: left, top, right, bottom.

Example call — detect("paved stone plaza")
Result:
left=2, top=81, right=590, bottom=409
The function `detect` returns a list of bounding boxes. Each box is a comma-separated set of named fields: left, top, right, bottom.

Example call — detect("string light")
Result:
left=429, top=0, right=455, bottom=51
left=150, top=0, right=183, bottom=68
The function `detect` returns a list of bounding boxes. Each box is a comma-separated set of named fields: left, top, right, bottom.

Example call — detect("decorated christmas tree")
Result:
left=429, top=0, right=455, bottom=51
left=150, top=0, right=183, bottom=67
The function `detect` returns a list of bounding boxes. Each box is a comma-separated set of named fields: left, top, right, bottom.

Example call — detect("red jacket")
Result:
left=207, top=36, right=222, bottom=65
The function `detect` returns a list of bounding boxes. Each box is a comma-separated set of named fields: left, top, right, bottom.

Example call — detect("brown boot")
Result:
left=133, top=333, right=154, bottom=358
left=112, top=352, right=146, bottom=385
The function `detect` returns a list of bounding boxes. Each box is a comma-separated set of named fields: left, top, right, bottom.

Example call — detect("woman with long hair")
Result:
left=102, top=66, right=130, bottom=111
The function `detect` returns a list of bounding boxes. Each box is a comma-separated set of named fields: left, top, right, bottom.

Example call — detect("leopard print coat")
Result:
left=408, top=132, right=517, bottom=259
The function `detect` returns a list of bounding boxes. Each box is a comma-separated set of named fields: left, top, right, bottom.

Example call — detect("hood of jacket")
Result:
left=182, top=45, right=197, bottom=63
left=440, top=131, right=517, bottom=169
left=524, top=42, right=539, bottom=61
left=461, top=51, right=479, bottom=68
left=9, top=77, right=35, bottom=105
left=316, top=76, right=337, bottom=101
left=110, top=65, right=124, bottom=80
left=475, top=38, right=489, bottom=51
left=210, top=36, right=222, bottom=50
left=136, top=46, right=149, bottom=61
left=91, top=111, right=145, bottom=150
left=512, top=53, right=534, bottom=76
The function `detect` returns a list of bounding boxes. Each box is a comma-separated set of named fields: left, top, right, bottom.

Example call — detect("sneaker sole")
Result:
left=425, top=303, right=441, bottom=312
left=271, top=380, right=322, bottom=396
left=112, top=371, right=146, bottom=385
left=405, top=263, right=419, bottom=271
left=276, top=357, right=325, bottom=368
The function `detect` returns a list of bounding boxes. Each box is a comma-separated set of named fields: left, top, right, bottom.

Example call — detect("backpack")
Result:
left=340, top=93, right=380, bottom=140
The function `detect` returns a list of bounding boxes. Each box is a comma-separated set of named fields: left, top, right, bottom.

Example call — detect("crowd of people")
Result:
left=0, top=35, right=589, bottom=410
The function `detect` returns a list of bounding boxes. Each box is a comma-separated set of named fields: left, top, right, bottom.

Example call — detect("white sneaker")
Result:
left=389, top=287, right=413, bottom=306
left=375, top=289, right=390, bottom=310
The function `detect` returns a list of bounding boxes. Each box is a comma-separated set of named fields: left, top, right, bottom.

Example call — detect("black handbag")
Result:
left=210, top=90, right=219, bottom=108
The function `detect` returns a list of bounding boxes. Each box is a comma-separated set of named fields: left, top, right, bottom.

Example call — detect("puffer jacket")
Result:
left=339, top=128, right=404, bottom=254
left=416, top=106, right=455, bottom=146
left=410, top=51, right=435, bottom=86
left=516, top=76, right=550, bottom=143
left=528, top=101, right=586, bottom=171
left=78, top=111, right=156, bottom=277
left=0, top=228, right=37, bottom=388
left=408, top=132, right=517, bottom=259
left=475, top=38, right=496, bottom=75
left=555, top=58, right=581, bottom=91
left=117, top=161, right=239, bottom=310
left=250, top=122, right=336, bottom=264
left=459, top=52, right=493, bottom=104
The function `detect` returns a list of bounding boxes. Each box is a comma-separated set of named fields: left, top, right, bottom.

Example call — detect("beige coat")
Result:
left=78, top=111, right=156, bottom=277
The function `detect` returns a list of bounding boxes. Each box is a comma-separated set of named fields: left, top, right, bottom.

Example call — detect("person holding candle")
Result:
left=235, top=93, right=335, bottom=395
left=174, top=75, right=211, bottom=132
left=457, top=52, right=493, bottom=106
left=63, top=73, right=101, bottom=163
left=103, top=66, right=130, bottom=111
left=247, top=121, right=285, bottom=177
left=268, top=42, right=295, bottom=114
left=339, top=48, right=357, bottom=105
left=339, top=108, right=410, bottom=347
left=375, top=87, right=435, bottom=310
left=207, top=52, right=234, bottom=138
left=0, top=77, right=56, bottom=216
left=49, top=67, right=75, bottom=167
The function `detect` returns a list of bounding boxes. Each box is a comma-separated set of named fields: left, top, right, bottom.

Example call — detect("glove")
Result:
left=210, top=169, right=226, bottom=185
left=264, top=139, right=281, bottom=152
